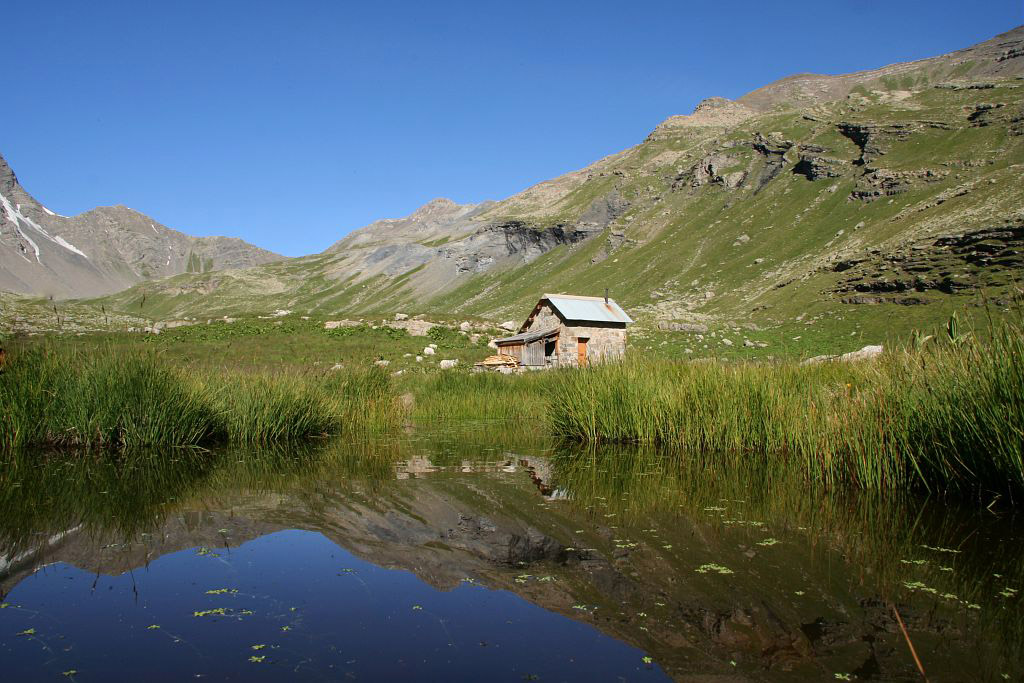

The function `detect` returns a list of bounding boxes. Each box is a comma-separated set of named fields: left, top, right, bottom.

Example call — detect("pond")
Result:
left=0, top=426, right=1021, bottom=681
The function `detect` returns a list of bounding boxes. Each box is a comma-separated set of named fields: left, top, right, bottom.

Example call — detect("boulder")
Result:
left=423, top=347, right=435, bottom=356
left=416, top=356, right=423, bottom=362
left=459, top=321, right=472, bottom=332
left=439, top=359, right=459, bottom=369
left=324, top=319, right=361, bottom=330
left=803, top=344, right=884, bottom=365
left=386, top=319, right=436, bottom=336
left=839, top=345, right=884, bottom=362
left=395, top=313, right=409, bottom=321
left=374, top=359, right=390, bottom=367
left=499, top=321, right=518, bottom=332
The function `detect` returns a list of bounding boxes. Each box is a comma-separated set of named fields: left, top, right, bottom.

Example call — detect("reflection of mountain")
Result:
left=2, top=448, right=1014, bottom=681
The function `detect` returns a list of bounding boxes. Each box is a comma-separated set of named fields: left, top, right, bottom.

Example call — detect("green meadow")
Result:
left=2, top=309, right=1021, bottom=500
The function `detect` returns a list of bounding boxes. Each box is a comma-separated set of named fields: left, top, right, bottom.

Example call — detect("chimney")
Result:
left=604, top=288, right=609, bottom=304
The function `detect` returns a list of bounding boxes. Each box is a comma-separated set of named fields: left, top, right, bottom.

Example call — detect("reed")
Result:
left=409, top=369, right=553, bottom=422
left=0, top=345, right=219, bottom=450
left=0, top=344, right=401, bottom=451
left=544, top=318, right=1024, bottom=494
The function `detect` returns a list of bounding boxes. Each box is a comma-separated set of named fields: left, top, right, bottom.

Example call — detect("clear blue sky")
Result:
left=5, top=1, right=1021, bottom=256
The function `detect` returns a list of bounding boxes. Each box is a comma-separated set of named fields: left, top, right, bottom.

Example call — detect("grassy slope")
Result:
left=4, top=77, right=1021, bottom=361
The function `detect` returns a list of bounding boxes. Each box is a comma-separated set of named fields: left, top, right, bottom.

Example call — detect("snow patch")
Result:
left=151, top=223, right=158, bottom=234
left=1, top=192, right=41, bottom=263
left=53, top=235, right=88, bottom=258
left=42, top=206, right=55, bottom=216
left=0, top=191, right=88, bottom=261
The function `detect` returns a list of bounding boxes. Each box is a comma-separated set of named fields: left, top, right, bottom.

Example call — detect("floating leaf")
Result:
left=17, top=628, right=36, bottom=636
left=62, top=671, right=78, bottom=678
left=251, top=644, right=266, bottom=650
left=641, top=656, right=653, bottom=664
left=249, top=655, right=266, bottom=663
left=921, top=544, right=960, bottom=554
left=412, top=605, right=423, bottom=610
left=147, top=624, right=161, bottom=630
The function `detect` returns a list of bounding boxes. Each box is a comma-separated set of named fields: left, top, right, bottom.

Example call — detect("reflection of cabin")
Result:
left=493, top=293, right=633, bottom=368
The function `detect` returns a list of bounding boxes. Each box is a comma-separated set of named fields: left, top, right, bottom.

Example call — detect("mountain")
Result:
left=53, top=27, right=1024, bottom=346
left=0, top=153, right=283, bottom=299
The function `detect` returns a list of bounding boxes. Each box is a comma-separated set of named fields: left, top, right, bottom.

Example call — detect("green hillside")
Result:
left=61, top=73, right=1018, bottom=359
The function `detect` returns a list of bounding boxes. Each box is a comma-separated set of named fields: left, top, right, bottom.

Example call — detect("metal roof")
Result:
left=494, top=327, right=559, bottom=345
left=542, top=294, right=633, bottom=325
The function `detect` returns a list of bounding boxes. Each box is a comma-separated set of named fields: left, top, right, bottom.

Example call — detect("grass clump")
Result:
left=0, top=345, right=400, bottom=452
left=409, top=369, right=553, bottom=422
left=1, top=346, right=219, bottom=450
left=207, top=374, right=335, bottom=445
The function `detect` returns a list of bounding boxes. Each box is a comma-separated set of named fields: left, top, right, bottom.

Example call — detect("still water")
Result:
left=0, top=427, right=1021, bottom=681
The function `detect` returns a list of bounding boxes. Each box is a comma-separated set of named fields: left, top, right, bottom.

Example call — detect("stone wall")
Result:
left=520, top=302, right=628, bottom=367
left=526, top=303, right=561, bottom=332
left=557, top=323, right=627, bottom=366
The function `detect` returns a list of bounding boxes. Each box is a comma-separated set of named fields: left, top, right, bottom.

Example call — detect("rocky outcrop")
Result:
left=673, top=153, right=744, bottom=190
left=833, top=221, right=1024, bottom=299
left=793, top=145, right=847, bottom=180
left=849, top=166, right=948, bottom=201
left=837, top=122, right=916, bottom=166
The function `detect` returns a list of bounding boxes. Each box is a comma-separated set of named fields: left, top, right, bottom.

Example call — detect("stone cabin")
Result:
left=493, top=293, right=633, bottom=368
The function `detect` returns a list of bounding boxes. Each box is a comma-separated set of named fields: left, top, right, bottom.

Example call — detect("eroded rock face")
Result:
left=833, top=222, right=1024, bottom=300
left=793, top=145, right=847, bottom=180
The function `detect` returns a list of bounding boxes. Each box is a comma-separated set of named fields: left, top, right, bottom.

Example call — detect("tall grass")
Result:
left=410, top=370, right=552, bottom=422
left=546, top=319, right=1024, bottom=494
left=1, top=346, right=220, bottom=450
left=0, top=345, right=401, bottom=452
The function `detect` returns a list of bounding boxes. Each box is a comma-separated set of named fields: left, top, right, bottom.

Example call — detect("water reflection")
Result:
left=0, top=428, right=1021, bottom=681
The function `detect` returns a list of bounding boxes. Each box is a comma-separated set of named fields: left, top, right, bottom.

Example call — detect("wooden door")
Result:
left=577, top=337, right=589, bottom=367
